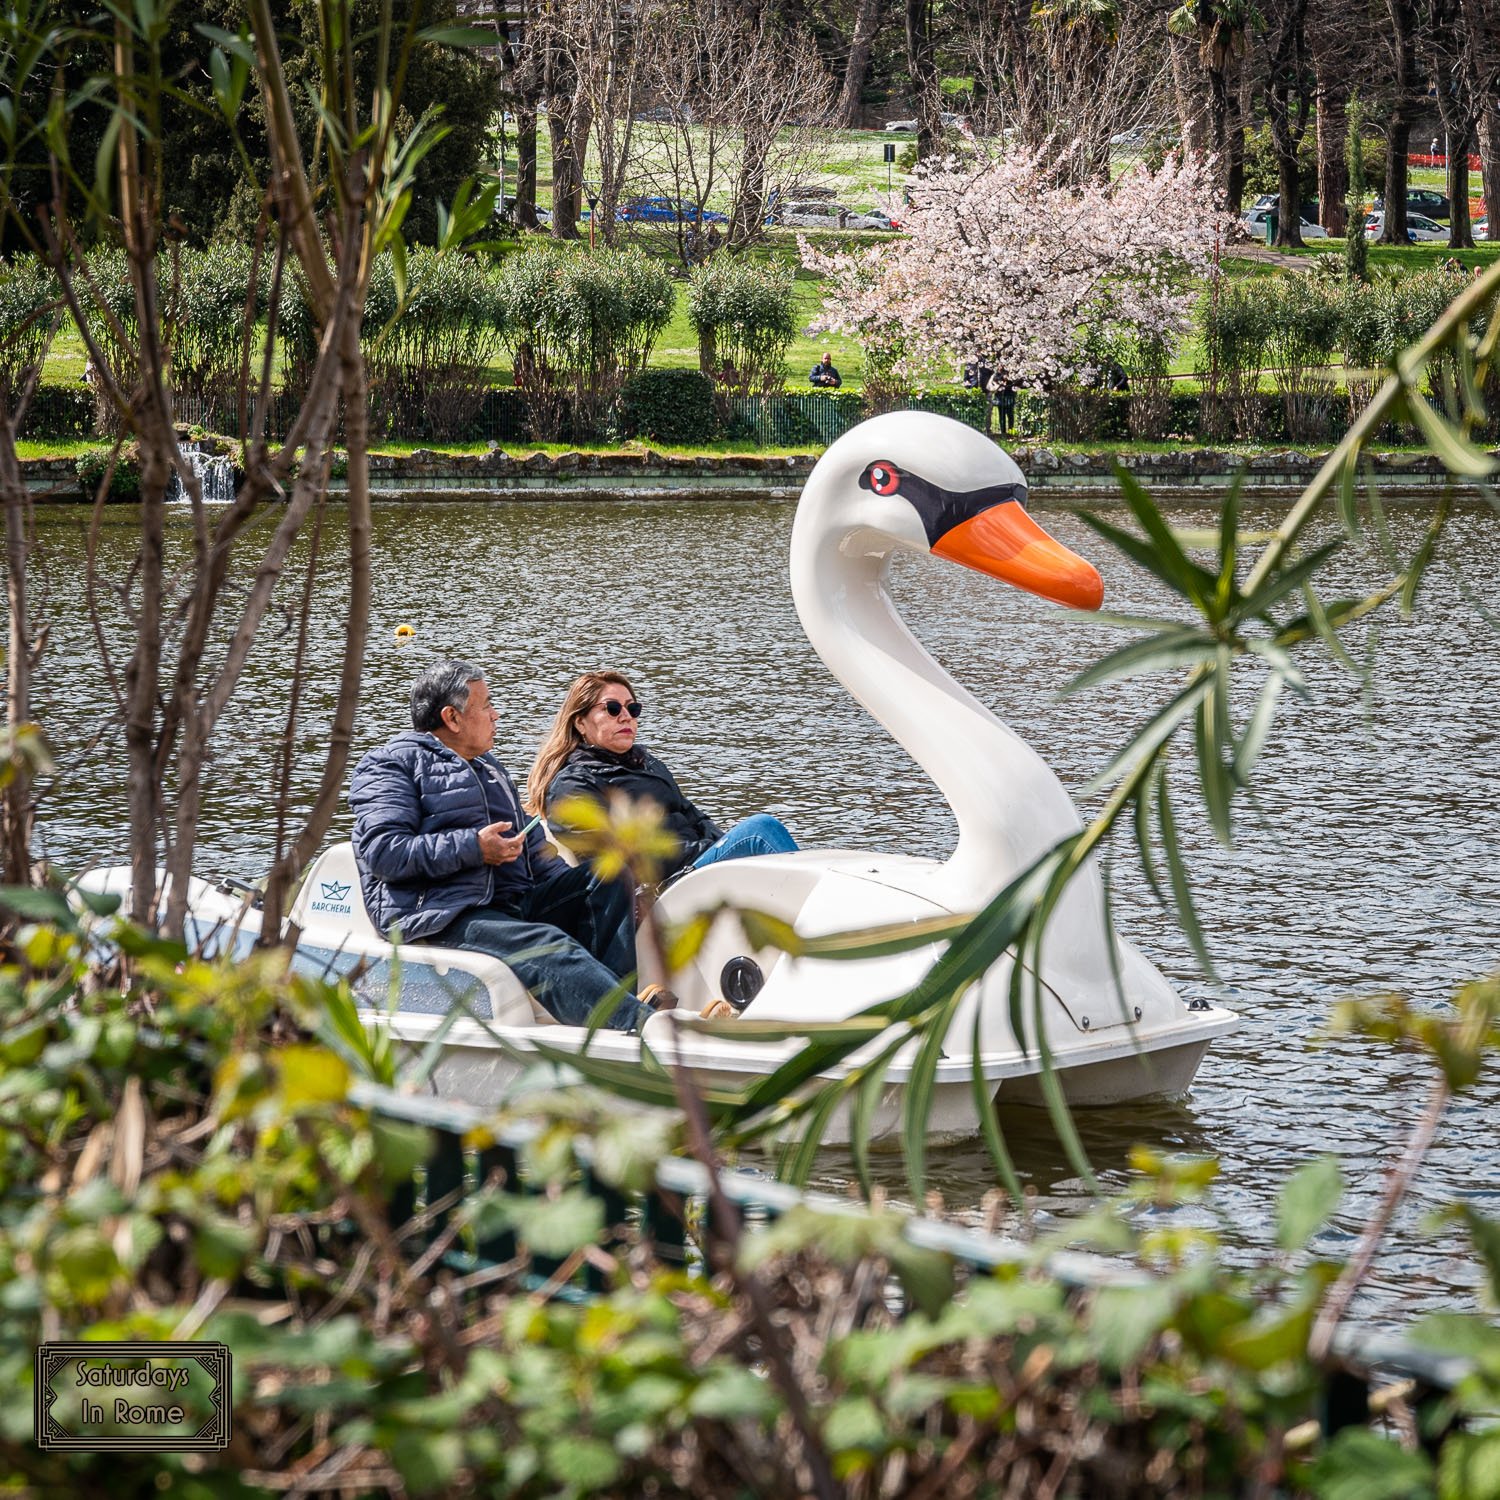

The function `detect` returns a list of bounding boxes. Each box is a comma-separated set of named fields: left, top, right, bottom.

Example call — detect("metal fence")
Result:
left=30, top=382, right=1433, bottom=451
left=351, top=1075, right=1471, bottom=1428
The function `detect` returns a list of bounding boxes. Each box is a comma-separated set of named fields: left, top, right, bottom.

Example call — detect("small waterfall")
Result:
left=168, top=442, right=236, bottom=505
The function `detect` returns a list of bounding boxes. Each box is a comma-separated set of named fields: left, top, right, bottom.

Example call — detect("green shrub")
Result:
left=496, top=245, right=675, bottom=439
left=1199, top=278, right=1274, bottom=437
left=619, top=369, right=719, bottom=443
left=364, top=248, right=505, bottom=440
left=171, top=242, right=270, bottom=408
left=1241, top=125, right=1319, bottom=206
left=0, top=256, right=61, bottom=411
left=75, top=446, right=142, bottom=502
left=20, top=384, right=93, bottom=438
left=687, top=258, right=799, bottom=395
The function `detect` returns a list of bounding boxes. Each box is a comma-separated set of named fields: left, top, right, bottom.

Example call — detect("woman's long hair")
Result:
left=525, top=671, right=636, bottom=814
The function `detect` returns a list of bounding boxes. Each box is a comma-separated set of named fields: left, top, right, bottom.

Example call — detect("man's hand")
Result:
left=478, top=821, right=527, bottom=865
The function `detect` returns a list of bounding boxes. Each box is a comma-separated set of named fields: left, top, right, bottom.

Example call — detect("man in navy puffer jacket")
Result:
left=350, top=660, right=650, bottom=1031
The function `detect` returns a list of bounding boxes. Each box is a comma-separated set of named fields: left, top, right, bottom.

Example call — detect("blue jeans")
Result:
left=691, top=813, right=798, bottom=871
left=430, top=863, right=647, bottom=1031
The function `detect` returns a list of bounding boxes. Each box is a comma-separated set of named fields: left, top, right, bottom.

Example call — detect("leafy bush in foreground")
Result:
left=1, top=884, right=1497, bottom=1496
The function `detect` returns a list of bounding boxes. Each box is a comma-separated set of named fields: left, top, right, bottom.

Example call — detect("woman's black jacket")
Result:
left=543, top=745, right=723, bottom=877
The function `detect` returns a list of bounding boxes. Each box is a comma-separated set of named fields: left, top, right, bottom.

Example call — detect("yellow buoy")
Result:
left=394, top=623, right=415, bottom=639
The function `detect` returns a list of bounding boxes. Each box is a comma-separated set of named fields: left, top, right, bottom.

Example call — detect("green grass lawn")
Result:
left=34, top=133, right=1500, bottom=405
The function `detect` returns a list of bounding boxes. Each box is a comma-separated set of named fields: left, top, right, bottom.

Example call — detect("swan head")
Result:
left=798, top=411, right=1103, bottom=611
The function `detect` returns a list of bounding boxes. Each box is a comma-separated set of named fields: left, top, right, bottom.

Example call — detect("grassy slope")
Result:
left=36, top=142, right=1500, bottom=400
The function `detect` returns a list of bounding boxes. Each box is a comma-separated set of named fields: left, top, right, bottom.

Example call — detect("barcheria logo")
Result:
left=319, top=880, right=351, bottom=902
left=35, top=1341, right=231, bottom=1452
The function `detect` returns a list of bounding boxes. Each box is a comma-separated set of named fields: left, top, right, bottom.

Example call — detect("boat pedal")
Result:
left=720, top=955, right=764, bottom=1012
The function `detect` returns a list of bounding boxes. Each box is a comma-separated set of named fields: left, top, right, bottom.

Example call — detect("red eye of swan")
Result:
left=867, top=462, right=900, bottom=496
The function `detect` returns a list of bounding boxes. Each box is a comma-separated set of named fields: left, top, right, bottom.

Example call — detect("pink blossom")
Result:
left=802, top=150, right=1228, bottom=389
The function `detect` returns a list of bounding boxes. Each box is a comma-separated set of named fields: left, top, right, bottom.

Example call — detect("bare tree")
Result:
left=1171, top=0, right=1258, bottom=210
left=1378, top=0, right=1420, bottom=243
left=1308, top=0, right=1357, bottom=235
left=905, top=0, right=945, bottom=160
left=631, top=1, right=835, bottom=260
left=963, top=0, right=1174, bottom=184
left=1465, top=0, right=1500, bottom=238
left=1265, top=0, right=1313, bottom=246
left=18, top=2, right=483, bottom=938
left=1169, top=29, right=1213, bottom=154
left=1432, top=0, right=1481, bottom=246
left=0, top=264, right=59, bottom=888
left=835, top=0, right=884, bottom=127
left=0, top=2, right=69, bottom=890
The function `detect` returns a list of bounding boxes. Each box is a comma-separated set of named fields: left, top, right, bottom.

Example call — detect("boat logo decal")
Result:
left=320, top=880, right=351, bottom=901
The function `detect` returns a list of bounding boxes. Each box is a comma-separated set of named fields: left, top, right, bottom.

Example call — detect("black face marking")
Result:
left=857, top=462, right=1029, bottom=547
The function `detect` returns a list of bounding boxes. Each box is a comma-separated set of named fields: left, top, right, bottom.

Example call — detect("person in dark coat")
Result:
left=349, top=660, right=656, bottom=1031
left=809, top=352, right=842, bottom=388
left=528, top=671, right=798, bottom=883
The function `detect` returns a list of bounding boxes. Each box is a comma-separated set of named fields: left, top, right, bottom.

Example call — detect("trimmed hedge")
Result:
left=21, top=384, right=94, bottom=438
left=619, top=369, right=718, bottom=444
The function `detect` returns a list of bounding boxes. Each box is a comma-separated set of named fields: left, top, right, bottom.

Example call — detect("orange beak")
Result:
left=932, top=500, right=1103, bottom=612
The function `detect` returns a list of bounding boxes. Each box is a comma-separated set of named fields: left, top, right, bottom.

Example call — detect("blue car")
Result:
left=616, top=196, right=729, bottom=225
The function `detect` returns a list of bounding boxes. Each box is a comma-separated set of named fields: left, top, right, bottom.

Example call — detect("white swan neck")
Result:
left=792, top=529, right=1086, bottom=905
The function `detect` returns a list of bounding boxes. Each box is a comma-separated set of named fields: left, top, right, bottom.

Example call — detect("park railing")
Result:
left=21, top=380, right=1455, bottom=451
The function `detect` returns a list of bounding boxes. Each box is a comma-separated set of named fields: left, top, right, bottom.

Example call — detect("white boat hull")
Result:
left=74, top=851, right=1237, bottom=1147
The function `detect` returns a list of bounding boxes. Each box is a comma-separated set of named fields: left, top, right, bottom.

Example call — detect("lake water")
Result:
left=25, top=489, right=1500, bottom=1326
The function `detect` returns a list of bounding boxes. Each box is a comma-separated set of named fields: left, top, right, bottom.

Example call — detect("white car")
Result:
left=882, top=113, right=966, bottom=133
left=1363, top=211, right=1448, bottom=242
left=1240, top=205, right=1328, bottom=240
left=780, top=201, right=899, bottom=230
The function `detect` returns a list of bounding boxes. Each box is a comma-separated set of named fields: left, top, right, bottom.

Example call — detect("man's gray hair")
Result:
left=411, top=660, right=486, bottom=732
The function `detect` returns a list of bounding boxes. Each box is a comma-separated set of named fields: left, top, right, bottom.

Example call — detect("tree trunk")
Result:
left=549, top=110, right=583, bottom=240
left=1170, top=32, right=1210, bottom=155
left=1226, top=49, right=1246, bottom=212
left=1268, top=0, right=1311, bottom=247
left=1315, top=75, right=1349, bottom=234
left=1380, top=0, right=1419, bottom=243
left=515, top=108, right=539, bottom=230
left=1448, top=129, right=1476, bottom=246
left=836, top=0, right=882, bottom=127
left=262, top=308, right=372, bottom=937
left=905, top=0, right=942, bottom=160
left=0, top=423, right=33, bottom=887
left=1482, top=106, right=1500, bottom=237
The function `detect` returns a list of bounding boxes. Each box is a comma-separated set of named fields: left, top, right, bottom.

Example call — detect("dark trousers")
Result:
left=431, top=864, right=645, bottom=1031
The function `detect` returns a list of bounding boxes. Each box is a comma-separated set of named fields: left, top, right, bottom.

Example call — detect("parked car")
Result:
left=497, top=196, right=551, bottom=229
left=616, top=196, right=729, bottom=225
left=1249, top=191, right=1320, bottom=223
left=778, top=201, right=899, bottom=230
left=881, top=113, right=966, bottom=133
left=1373, top=190, right=1451, bottom=220
left=1363, top=211, right=1448, bottom=242
left=1240, top=205, right=1328, bottom=240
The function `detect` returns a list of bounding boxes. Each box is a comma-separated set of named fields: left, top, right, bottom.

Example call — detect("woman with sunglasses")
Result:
left=527, top=671, right=798, bottom=882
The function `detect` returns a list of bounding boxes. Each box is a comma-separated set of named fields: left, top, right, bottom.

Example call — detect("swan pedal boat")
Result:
left=77, top=413, right=1238, bottom=1144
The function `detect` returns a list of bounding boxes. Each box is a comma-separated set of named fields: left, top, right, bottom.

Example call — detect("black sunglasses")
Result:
left=600, top=698, right=642, bottom=719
